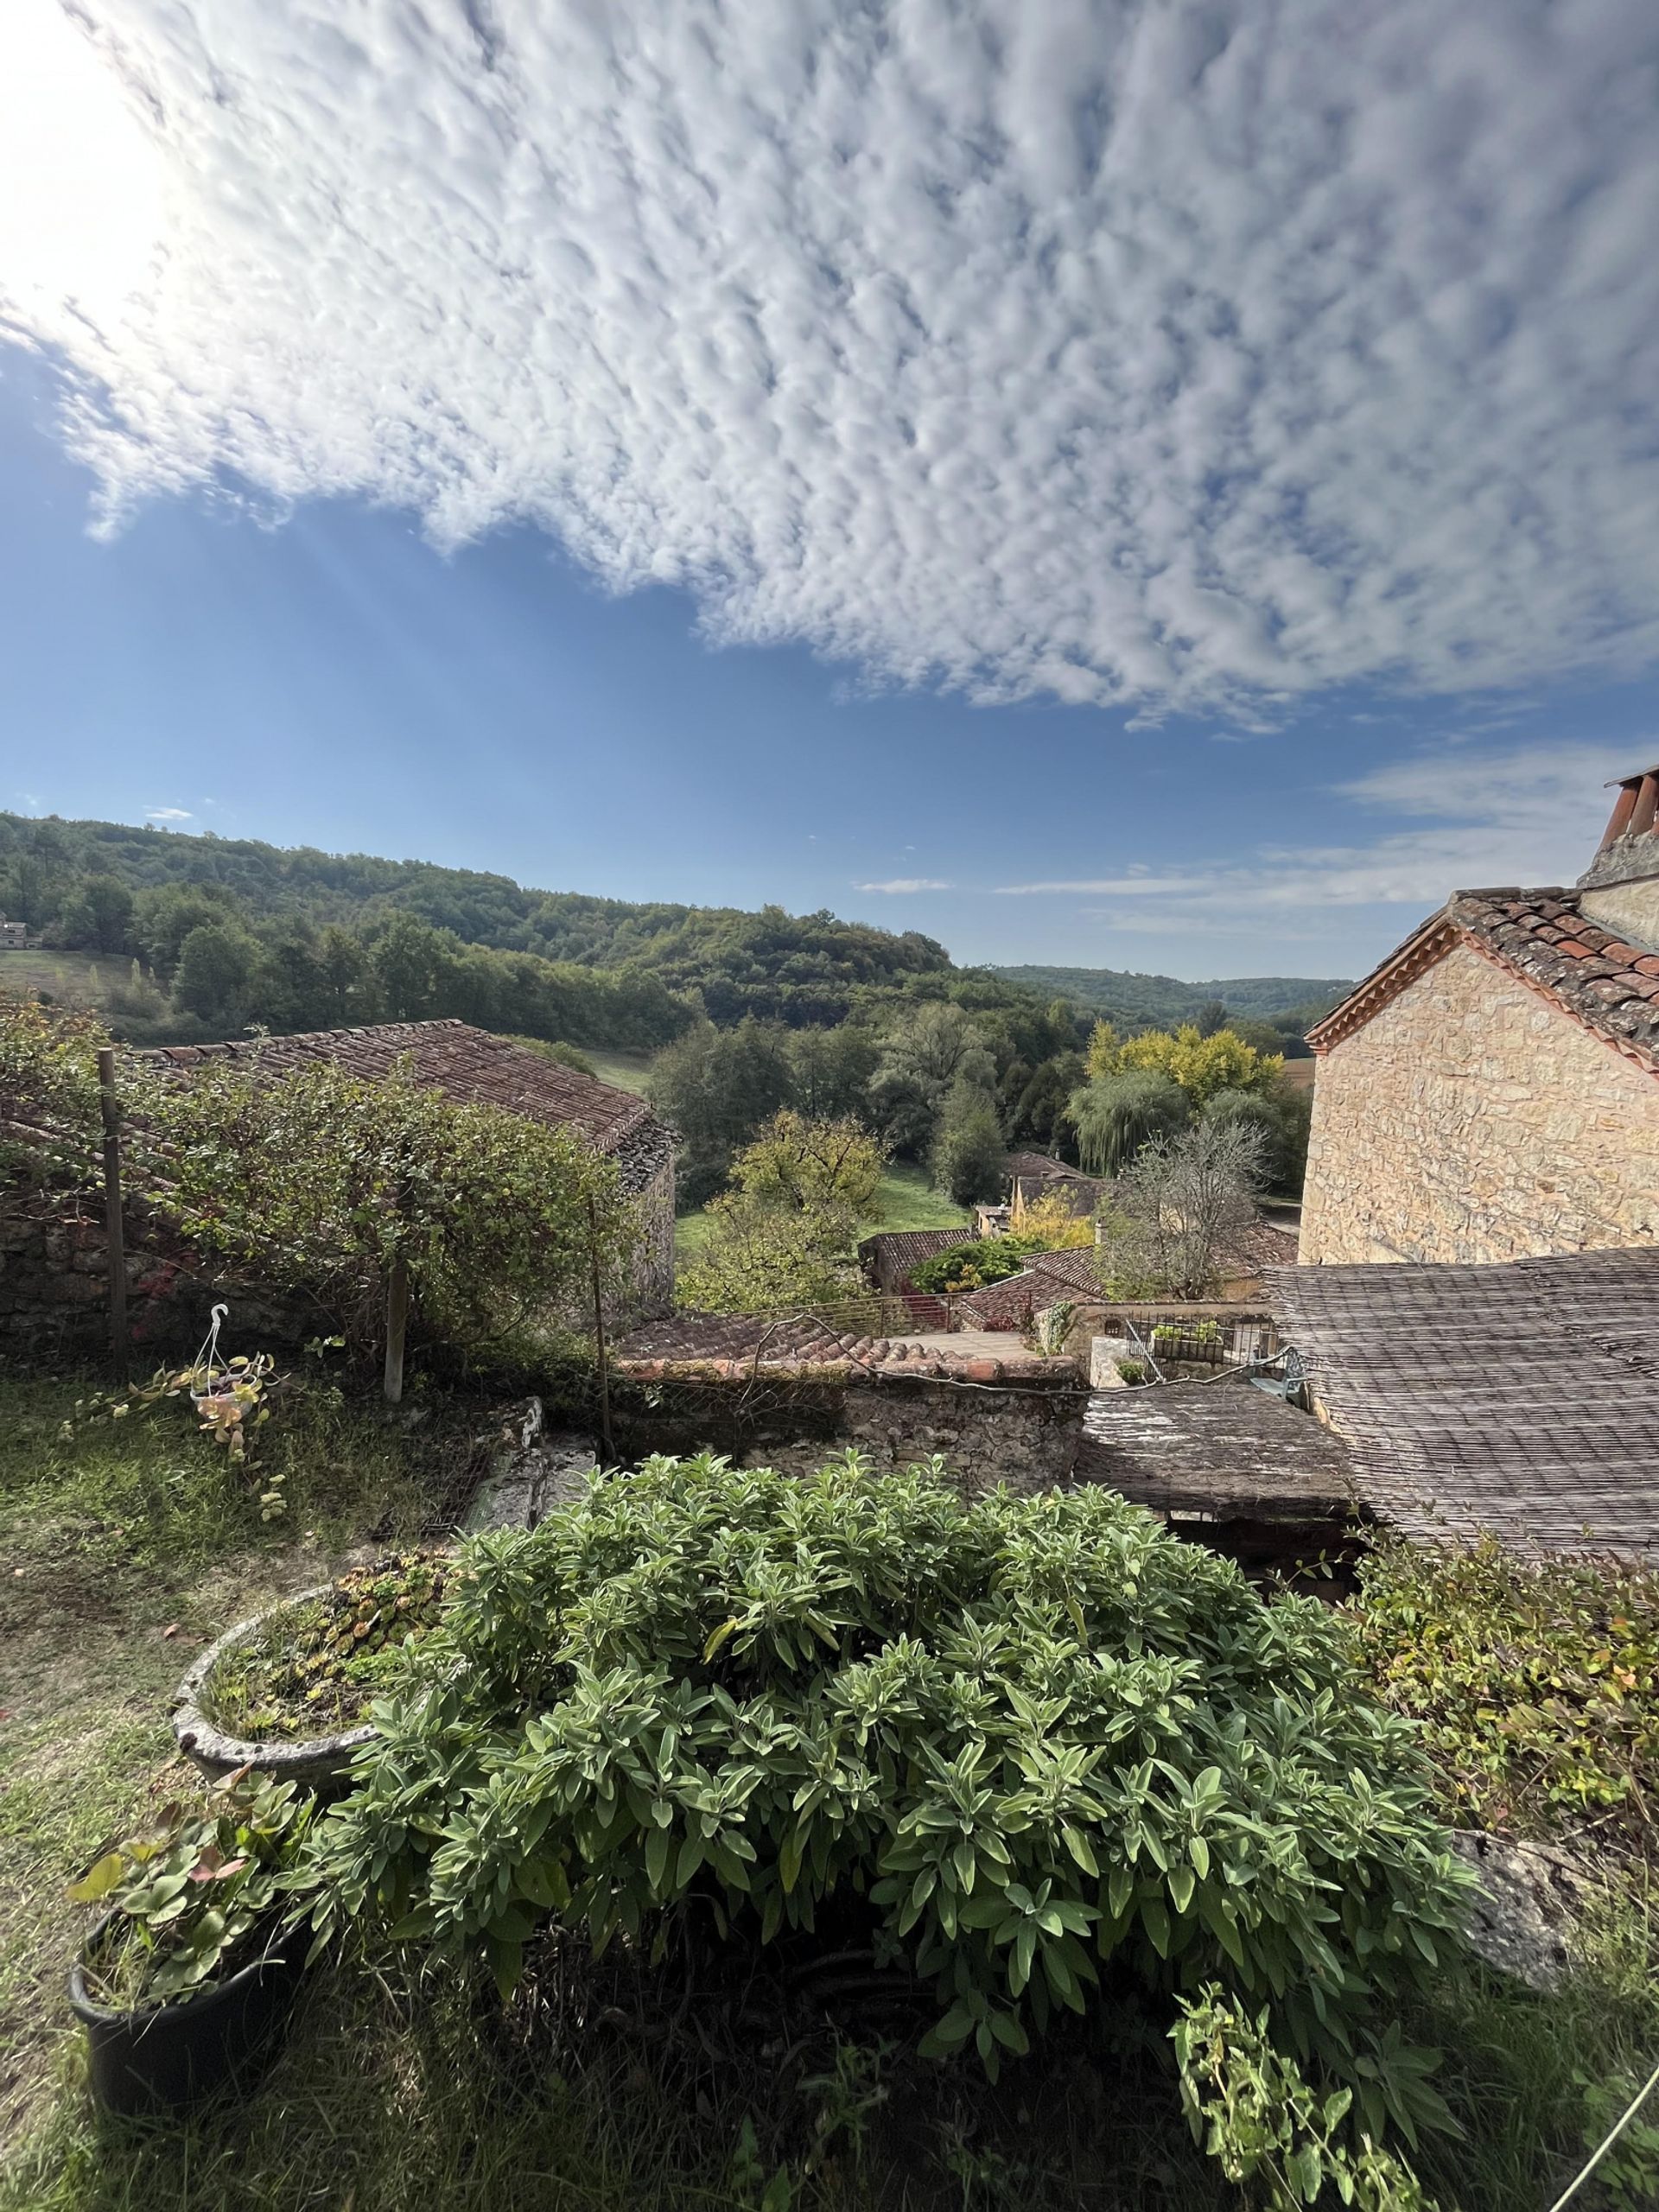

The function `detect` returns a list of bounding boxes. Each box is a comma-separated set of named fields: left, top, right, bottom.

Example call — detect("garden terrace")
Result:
left=1268, top=1246, right=1659, bottom=1557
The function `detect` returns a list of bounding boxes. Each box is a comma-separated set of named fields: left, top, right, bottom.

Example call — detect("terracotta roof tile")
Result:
left=141, top=1019, right=668, bottom=1174
left=613, top=1310, right=1073, bottom=1385
left=1307, top=889, right=1659, bottom=1073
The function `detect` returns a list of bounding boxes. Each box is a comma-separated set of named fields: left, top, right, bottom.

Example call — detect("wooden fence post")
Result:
left=383, top=1252, right=410, bottom=1404
left=587, top=1192, right=614, bottom=1464
left=97, top=1048, right=129, bottom=1381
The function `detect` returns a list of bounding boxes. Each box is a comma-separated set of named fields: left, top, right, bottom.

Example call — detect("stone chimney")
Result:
left=1579, top=765, right=1659, bottom=951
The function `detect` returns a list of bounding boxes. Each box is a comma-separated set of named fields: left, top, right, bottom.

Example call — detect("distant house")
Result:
left=1001, top=1153, right=1109, bottom=1226
left=0, top=918, right=27, bottom=950
left=143, top=1019, right=677, bottom=1316
left=1300, top=766, right=1659, bottom=1266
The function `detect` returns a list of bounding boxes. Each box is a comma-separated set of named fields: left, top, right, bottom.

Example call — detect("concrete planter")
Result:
left=171, top=1589, right=379, bottom=1786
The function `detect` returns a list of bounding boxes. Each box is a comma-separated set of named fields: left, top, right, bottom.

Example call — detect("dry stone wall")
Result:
left=0, top=1194, right=322, bottom=1361
left=1300, top=940, right=1659, bottom=1265
left=612, top=1366, right=1085, bottom=1498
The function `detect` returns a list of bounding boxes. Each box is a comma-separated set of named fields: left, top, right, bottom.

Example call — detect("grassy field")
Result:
left=674, top=1161, right=969, bottom=1268
left=0, top=951, right=118, bottom=1007
left=582, top=1048, right=655, bottom=1097
left=3, top=1365, right=1657, bottom=2210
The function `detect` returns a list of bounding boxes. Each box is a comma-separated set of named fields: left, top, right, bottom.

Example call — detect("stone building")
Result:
left=145, top=1020, right=677, bottom=1317
left=1300, top=766, right=1659, bottom=1265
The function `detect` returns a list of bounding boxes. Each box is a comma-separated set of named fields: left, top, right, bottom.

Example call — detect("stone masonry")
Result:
left=1300, top=940, right=1659, bottom=1264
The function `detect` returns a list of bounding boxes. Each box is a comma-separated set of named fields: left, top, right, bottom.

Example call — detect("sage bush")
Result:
left=306, top=1453, right=1468, bottom=2177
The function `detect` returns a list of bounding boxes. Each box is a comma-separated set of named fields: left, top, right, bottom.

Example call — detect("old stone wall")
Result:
left=0, top=1194, right=325, bottom=1362
left=612, top=1367, right=1085, bottom=1498
left=1300, top=940, right=1659, bottom=1265
left=630, top=1155, right=677, bottom=1321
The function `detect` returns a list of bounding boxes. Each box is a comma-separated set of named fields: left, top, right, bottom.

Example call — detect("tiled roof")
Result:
left=1018, top=1248, right=1107, bottom=1296
left=857, top=1225, right=972, bottom=1293
left=1002, top=1152, right=1091, bottom=1182
left=613, top=1311, right=1073, bottom=1384
left=143, top=1019, right=663, bottom=1160
left=1268, top=1249, right=1659, bottom=1558
left=1307, top=889, right=1659, bottom=1072
left=1077, top=1376, right=1357, bottom=1524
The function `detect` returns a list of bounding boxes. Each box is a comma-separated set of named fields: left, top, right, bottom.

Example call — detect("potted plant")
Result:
left=67, top=1774, right=316, bottom=2114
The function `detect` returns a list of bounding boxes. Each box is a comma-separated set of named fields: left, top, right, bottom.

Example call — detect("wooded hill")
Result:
left=0, top=811, right=1346, bottom=1050
left=988, top=962, right=1351, bottom=1034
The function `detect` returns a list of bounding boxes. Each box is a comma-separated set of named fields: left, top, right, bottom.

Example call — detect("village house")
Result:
left=143, top=1019, right=677, bottom=1317
left=0, top=917, right=28, bottom=950
left=1299, top=765, right=1659, bottom=1266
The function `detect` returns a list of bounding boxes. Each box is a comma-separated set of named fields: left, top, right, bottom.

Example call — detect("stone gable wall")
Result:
left=1300, top=940, right=1659, bottom=1265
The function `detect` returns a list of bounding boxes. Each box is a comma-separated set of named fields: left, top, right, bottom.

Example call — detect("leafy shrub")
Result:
left=142, top=1053, right=632, bottom=1359
left=0, top=991, right=104, bottom=1180
left=909, top=1234, right=1035, bottom=1294
left=1173, top=1986, right=1433, bottom=2210
left=305, top=1454, right=1468, bottom=2187
left=1151, top=1320, right=1223, bottom=1352
left=1356, top=1535, right=1659, bottom=1854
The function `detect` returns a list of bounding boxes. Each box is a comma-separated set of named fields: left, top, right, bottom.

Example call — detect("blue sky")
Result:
left=3, top=1, right=1656, bottom=982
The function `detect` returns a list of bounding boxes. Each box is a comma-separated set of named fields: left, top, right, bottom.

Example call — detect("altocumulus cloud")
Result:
left=995, top=742, right=1641, bottom=918
left=4, top=0, right=1659, bottom=716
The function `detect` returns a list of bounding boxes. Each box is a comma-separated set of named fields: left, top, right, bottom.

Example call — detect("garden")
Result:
left=2, top=1357, right=1657, bottom=2212
left=3, top=998, right=1657, bottom=2210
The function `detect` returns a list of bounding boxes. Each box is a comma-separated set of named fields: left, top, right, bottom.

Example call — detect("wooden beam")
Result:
left=97, top=1048, right=129, bottom=1381
left=383, top=1253, right=410, bottom=1404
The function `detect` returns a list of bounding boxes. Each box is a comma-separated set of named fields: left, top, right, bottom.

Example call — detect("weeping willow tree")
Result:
left=1065, top=1068, right=1189, bottom=1176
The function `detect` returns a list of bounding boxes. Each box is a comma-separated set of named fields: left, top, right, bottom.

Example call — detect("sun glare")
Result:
left=0, top=0, right=164, bottom=334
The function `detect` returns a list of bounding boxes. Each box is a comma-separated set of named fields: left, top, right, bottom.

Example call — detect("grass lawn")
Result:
left=675, top=1162, right=969, bottom=1268
left=582, top=1048, right=654, bottom=1097
left=3, top=1363, right=1656, bottom=2212
left=0, top=951, right=118, bottom=1009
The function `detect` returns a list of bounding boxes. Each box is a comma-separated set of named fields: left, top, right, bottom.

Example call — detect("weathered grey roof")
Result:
left=1268, top=1249, right=1659, bottom=1558
left=1076, top=1376, right=1358, bottom=1525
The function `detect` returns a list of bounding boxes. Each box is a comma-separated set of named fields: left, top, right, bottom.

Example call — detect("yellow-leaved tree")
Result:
left=1085, top=1020, right=1283, bottom=1108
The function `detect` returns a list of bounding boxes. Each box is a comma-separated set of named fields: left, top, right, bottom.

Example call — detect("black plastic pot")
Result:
left=68, top=1915, right=308, bottom=2115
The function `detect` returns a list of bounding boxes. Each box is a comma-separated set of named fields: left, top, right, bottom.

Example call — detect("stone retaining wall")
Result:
left=612, top=1357, right=1085, bottom=1498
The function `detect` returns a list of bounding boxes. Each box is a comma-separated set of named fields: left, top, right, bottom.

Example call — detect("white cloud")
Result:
left=3, top=3, right=1658, bottom=716
left=855, top=877, right=953, bottom=894
left=995, top=741, right=1637, bottom=916
left=145, top=805, right=193, bottom=822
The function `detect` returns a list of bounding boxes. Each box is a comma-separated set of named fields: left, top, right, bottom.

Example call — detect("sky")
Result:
left=2, top=0, right=1657, bottom=982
